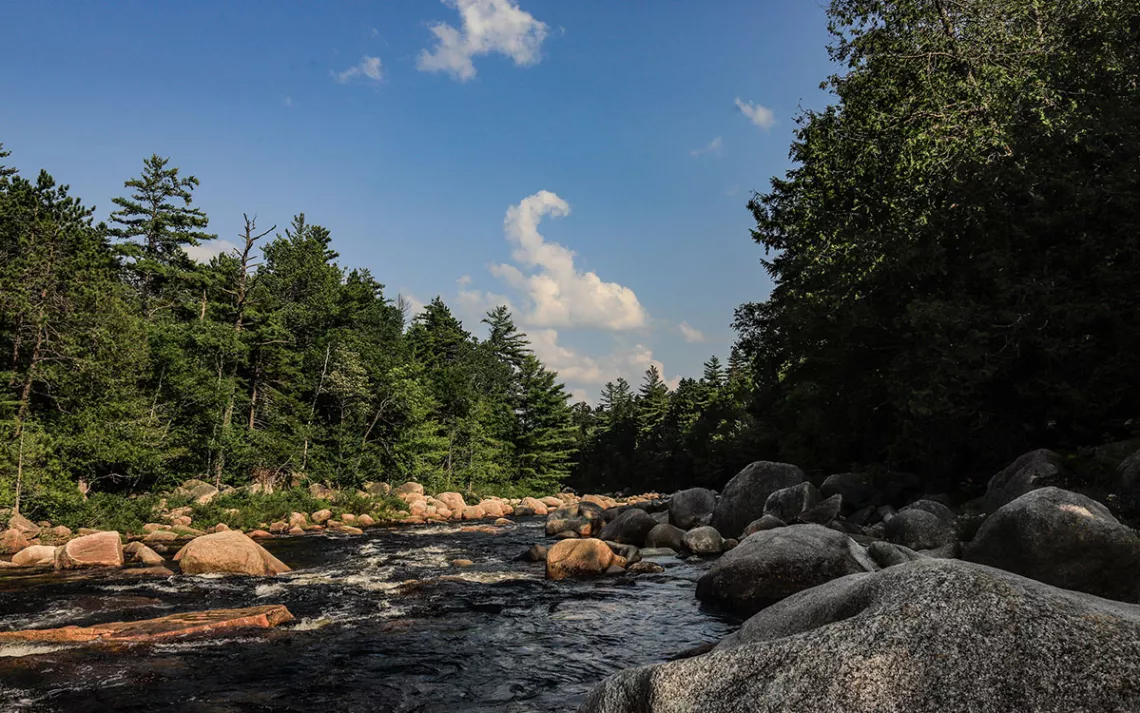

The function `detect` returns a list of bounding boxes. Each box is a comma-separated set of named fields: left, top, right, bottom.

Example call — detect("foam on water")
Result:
left=0, top=642, right=76, bottom=658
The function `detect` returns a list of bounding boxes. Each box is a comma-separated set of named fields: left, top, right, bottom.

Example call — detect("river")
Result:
left=0, top=519, right=736, bottom=712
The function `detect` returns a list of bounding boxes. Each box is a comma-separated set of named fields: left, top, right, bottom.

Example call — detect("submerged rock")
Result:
left=965, top=487, right=1140, bottom=602
left=578, top=559, right=1140, bottom=713
left=696, top=524, right=877, bottom=616
left=174, top=531, right=290, bottom=576
left=0, top=605, right=294, bottom=644
left=710, top=462, right=806, bottom=539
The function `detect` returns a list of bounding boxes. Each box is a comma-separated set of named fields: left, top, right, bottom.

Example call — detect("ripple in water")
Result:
left=0, top=521, right=737, bottom=712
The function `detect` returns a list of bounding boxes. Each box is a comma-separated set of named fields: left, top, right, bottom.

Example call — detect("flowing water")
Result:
left=0, top=520, right=736, bottom=712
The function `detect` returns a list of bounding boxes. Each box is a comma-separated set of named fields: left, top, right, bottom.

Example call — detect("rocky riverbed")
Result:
left=0, top=519, right=735, bottom=712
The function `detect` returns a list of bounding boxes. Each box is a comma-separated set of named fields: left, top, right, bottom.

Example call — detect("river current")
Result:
left=0, top=519, right=736, bottom=712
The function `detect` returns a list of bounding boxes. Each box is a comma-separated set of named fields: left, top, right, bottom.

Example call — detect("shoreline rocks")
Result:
left=579, top=559, right=1140, bottom=713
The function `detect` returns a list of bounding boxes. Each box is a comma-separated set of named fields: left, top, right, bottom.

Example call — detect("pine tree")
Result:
left=109, top=155, right=214, bottom=312
left=513, top=354, right=575, bottom=490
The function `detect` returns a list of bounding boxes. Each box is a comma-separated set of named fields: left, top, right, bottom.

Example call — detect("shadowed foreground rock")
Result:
left=696, top=524, right=877, bottom=616
left=965, top=486, right=1140, bottom=602
left=579, top=559, right=1140, bottom=713
left=0, top=605, right=294, bottom=644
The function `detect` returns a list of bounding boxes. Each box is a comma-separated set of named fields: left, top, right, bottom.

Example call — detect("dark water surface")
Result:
left=0, top=520, right=735, bottom=712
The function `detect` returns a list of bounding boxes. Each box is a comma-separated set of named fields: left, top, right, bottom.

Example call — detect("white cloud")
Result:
left=735, top=97, right=775, bottom=130
left=283, top=96, right=293, bottom=108
left=417, top=0, right=548, bottom=82
left=679, top=321, right=706, bottom=344
left=527, top=329, right=675, bottom=399
left=690, top=136, right=723, bottom=158
left=489, top=191, right=648, bottom=331
left=333, top=56, right=384, bottom=85
left=185, top=239, right=239, bottom=264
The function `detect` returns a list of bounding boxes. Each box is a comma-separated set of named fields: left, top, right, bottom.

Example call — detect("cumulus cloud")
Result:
left=679, top=321, right=706, bottom=343
left=417, top=0, right=548, bottom=82
left=489, top=191, right=648, bottom=331
left=527, top=328, right=677, bottom=398
left=333, top=56, right=384, bottom=84
left=690, top=136, right=723, bottom=158
left=399, top=292, right=426, bottom=320
left=185, top=239, right=239, bottom=264
left=735, top=97, right=775, bottom=130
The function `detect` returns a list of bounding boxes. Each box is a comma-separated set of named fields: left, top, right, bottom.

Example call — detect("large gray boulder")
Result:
left=668, top=488, right=717, bottom=530
left=709, top=462, right=806, bottom=539
left=695, top=524, right=877, bottom=616
left=762, top=481, right=819, bottom=523
left=982, top=448, right=1064, bottom=512
left=885, top=508, right=957, bottom=551
left=578, top=559, right=1140, bottom=713
left=597, top=508, right=657, bottom=547
left=965, top=487, right=1140, bottom=602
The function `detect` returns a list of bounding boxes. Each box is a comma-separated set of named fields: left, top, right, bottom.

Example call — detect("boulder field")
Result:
left=552, top=451, right=1140, bottom=712
left=578, top=559, right=1140, bottom=712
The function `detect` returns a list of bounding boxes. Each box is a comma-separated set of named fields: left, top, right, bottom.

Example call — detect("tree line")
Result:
left=0, top=150, right=587, bottom=514
left=0, top=146, right=756, bottom=518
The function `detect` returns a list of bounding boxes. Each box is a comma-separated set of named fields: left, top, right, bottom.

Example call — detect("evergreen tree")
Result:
left=513, top=354, right=575, bottom=490
left=109, top=154, right=214, bottom=311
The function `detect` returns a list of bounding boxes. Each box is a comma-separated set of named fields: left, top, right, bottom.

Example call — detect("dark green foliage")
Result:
left=0, top=150, right=581, bottom=514
left=732, top=0, right=1140, bottom=483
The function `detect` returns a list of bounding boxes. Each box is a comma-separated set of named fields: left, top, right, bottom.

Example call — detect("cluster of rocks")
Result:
left=576, top=449, right=1140, bottom=711
left=387, top=482, right=553, bottom=524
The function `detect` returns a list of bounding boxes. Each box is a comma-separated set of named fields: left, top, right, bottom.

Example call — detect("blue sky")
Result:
left=0, top=0, right=835, bottom=400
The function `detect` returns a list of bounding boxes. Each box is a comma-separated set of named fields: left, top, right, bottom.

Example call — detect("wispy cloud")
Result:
left=417, top=0, right=548, bottom=82
left=333, top=56, right=384, bottom=85
left=283, top=96, right=293, bottom=108
left=185, top=239, right=239, bottom=264
left=735, top=97, right=775, bottom=130
left=690, top=136, right=723, bottom=158
left=488, top=191, right=648, bottom=331
left=679, top=321, right=706, bottom=343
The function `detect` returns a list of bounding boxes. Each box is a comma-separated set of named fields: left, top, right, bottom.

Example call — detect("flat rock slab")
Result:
left=0, top=605, right=293, bottom=644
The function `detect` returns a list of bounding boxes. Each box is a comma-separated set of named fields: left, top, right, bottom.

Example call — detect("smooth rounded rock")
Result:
left=710, top=462, right=806, bottom=539
left=886, top=508, right=957, bottom=551
left=644, top=523, right=685, bottom=550
left=696, top=524, right=877, bottom=616
left=545, top=538, right=626, bottom=581
left=965, top=487, right=1140, bottom=602
left=669, top=488, right=718, bottom=530
left=580, top=559, right=1140, bottom=713
left=174, top=531, right=290, bottom=576
left=682, top=526, right=724, bottom=555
